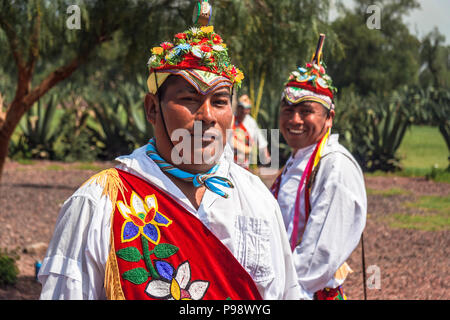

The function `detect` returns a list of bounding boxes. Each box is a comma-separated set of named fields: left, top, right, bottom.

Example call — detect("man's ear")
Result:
left=327, top=109, right=335, bottom=127
left=144, top=93, right=158, bottom=125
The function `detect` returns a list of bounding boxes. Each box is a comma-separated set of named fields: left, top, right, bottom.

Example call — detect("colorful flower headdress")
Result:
left=147, top=1, right=244, bottom=93
left=284, top=34, right=337, bottom=108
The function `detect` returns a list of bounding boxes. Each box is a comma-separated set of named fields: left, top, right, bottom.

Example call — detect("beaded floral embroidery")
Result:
left=115, top=192, right=210, bottom=299
left=117, top=192, right=172, bottom=244
left=146, top=261, right=209, bottom=300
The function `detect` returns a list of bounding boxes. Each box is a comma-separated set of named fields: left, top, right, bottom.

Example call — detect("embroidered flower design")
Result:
left=117, top=192, right=172, bottom=244
left=146, top=261, right=209, bottom=300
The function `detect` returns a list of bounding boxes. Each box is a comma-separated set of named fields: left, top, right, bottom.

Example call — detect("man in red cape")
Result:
left=38, top=1, right=300, bottom=300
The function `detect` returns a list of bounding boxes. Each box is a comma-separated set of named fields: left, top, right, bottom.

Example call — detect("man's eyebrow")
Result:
left=299, top=101, right=317, bottom=108
left=213, top=90, right=232, bottom=98
left=176, top=86, right=198, bottom=94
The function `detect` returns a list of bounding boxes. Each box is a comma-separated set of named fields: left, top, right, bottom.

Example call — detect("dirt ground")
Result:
left=0, top=159, right=448, bottom=300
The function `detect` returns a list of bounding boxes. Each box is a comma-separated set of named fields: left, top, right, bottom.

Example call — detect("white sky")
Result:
left=329, top=0, right=450, bottom=45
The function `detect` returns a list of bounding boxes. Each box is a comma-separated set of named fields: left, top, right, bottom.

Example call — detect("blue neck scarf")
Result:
left=146, top=138, right=234, bottom=198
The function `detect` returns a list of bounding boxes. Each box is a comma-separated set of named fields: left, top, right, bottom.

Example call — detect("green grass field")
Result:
left=396, top=125, right=449, bottom=182
left=386, top=195, right=450, bottom=231
left=365, top=125, right=449, bottom=182
left=387, top=211, right=449, bottom=231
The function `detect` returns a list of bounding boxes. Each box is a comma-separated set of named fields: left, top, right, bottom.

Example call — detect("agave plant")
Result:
left=11, top=92, right=63, bottom=159
left=85, top=92, right=135, bottom=160
left=120, top=74, right=154, bottom=145
left=84, top=76, right=153, bottom=160
left=334, top=87, right=419, bottom=172
left=423, top=86, right=450, bottom=154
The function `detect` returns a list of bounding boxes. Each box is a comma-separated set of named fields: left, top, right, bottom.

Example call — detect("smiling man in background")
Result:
left=270, top=35, right=367, bottom=300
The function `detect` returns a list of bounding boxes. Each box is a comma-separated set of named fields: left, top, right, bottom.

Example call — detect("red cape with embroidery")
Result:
left=105, top=168, right=262, bottom=300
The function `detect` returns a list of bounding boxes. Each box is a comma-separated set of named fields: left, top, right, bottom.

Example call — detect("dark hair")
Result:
left=156, top=75, right=175, bottom=102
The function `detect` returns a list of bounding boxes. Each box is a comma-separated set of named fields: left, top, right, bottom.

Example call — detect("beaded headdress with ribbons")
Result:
left=283, top=34, right=337, bottom=110
left=146, top=0, right=244, bottom=95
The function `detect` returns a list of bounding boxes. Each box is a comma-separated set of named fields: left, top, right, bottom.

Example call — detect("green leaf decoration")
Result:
left=153, top=243, right=179, bottom=259
left=116, top=247, right=143, bottom=262
left=122, top=268, right=149, bottom=285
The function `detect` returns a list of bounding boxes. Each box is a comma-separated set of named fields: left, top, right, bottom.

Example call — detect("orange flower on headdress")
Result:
left=200, top=26, right=214, bottom=34
left=235, top=69, right=244, bottom=83
left=151, top=47, right=164, bottom=55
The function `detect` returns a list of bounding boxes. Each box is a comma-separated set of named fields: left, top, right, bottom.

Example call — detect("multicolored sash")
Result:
left=270, top=130, right=349, bottom=300
left=103, top=168, right=262, bottom=300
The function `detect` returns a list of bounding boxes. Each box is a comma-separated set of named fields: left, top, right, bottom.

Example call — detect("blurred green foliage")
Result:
left=0, top=248, right=19, bottom=286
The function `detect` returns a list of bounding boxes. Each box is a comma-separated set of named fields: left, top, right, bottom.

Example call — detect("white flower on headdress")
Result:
left=147, top=55, right=157, bottom=66
left=191, top=45, right=202, bottom=58
left=317, top=77, right=329, bottom=88
left=189, top=27, right=201, bottom=36
left=212, top=44, right=225, bottom=52
left=191, top=45, right=212, bottom=59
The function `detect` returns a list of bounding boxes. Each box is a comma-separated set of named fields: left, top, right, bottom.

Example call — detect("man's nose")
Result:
left=197, top=99, right=216, bottom=124
left=291, top=110, right=304, bottom=124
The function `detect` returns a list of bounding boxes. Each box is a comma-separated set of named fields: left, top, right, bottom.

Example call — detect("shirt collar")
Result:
left=292, top=143, right=316, bottom=160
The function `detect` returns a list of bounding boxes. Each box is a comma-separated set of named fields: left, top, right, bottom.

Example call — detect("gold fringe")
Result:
left=105, top=231, right=125, bottom=300
left=82, top=168, right=128, bottom=206
left=82, top=168, right=127, bottom=300
left=334, top=262, right=353, bottom=281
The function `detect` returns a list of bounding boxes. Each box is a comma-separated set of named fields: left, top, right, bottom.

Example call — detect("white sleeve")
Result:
left=38, top=188, right=112, bottom=300
left=292, top=153, right=367, bottom=295
left=244, top=116, right=268, bottom=149
left=255, top=126, right=268, bottom=150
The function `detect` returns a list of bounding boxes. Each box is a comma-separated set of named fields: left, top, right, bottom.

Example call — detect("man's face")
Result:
left=235, top=105, right=251, bottom=123
left=279, top=100, right=334, bottom=152
left=145, top=75, right=233, bottom=170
